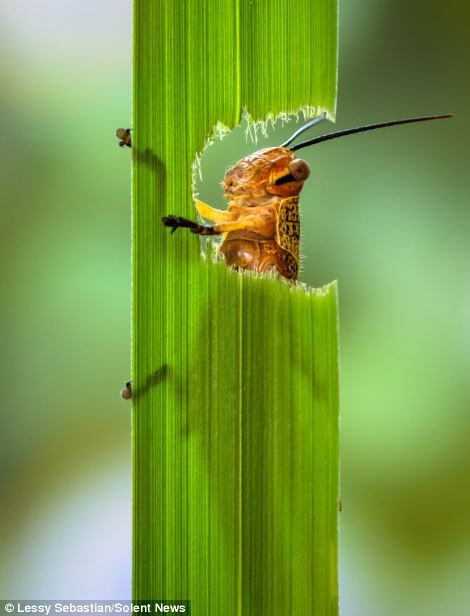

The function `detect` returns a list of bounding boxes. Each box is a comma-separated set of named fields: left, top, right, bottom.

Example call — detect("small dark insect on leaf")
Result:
left=120, top=366, right=168, bottom=401
left=116, top=128, right=132, bottom=148
left=121, top=380, right=132, bottom=400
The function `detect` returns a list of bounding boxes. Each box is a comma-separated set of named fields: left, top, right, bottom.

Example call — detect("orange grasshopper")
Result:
left=162, top=113, right=452, bottom=282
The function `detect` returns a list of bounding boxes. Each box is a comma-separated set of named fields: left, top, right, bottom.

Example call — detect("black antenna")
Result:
left=280, top=112, right=328, bottom=148
left=290, top=114, right=454, bottom=151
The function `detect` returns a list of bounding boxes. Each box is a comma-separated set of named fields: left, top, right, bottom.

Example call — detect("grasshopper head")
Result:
left=222, top=147, right=310, bottom=202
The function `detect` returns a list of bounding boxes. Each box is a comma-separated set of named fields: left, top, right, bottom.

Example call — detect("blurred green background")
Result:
left=0, top=0, right=468, bottom=613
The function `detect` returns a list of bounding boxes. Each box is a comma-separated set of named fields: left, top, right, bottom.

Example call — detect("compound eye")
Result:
left=288, top=158, right=310, bottom=181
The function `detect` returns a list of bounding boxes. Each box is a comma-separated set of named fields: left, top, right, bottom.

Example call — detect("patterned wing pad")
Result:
left=275, top=197, right=300, bottom=262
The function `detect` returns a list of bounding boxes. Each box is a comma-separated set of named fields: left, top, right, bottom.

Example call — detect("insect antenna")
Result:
left=290, top=114, right=454, bottom=151
left=280, top=112, right=328, bottom=148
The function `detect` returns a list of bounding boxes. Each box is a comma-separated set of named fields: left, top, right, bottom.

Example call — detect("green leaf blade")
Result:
left=133, top=0, right=339, bottom=614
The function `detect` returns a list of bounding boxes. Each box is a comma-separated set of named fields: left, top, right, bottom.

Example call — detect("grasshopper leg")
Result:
left=162, top=215, right=220, bottom=235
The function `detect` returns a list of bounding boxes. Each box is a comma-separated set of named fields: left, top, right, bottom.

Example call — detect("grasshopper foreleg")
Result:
left=162, top=215, right=221, bottom=235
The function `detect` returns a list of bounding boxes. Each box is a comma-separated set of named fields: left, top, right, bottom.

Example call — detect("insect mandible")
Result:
left=162, top=113, right=453, bottom=282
